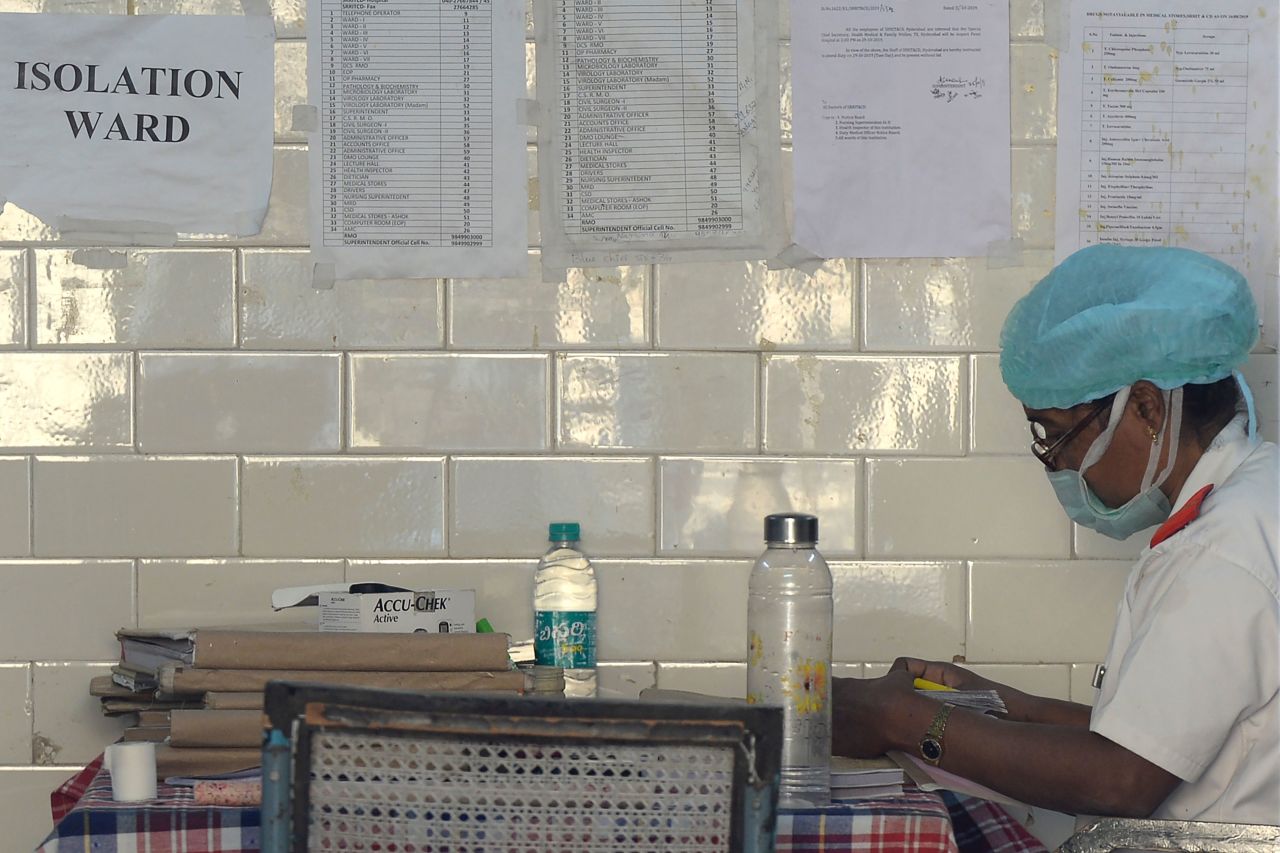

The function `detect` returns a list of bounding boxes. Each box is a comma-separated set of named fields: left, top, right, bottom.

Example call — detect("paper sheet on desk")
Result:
left=890, top=749, right=1026, bottom=809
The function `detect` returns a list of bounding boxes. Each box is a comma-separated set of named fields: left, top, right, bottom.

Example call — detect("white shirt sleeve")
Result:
left=1090, top=543, right=1278, bottom=782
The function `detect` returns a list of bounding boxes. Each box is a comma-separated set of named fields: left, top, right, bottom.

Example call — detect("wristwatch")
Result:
left=919, top=702, right=955, bottom=766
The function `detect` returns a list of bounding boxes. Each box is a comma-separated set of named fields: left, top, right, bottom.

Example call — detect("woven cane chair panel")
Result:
left=305, top=728, right=736, bottom=852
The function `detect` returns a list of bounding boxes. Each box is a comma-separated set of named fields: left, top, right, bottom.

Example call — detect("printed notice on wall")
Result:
left=308, top=0, right=527, bottom=280
left=791, top=1, right=1011, bottom=259
left=1056, top=1, right=1278, bottom=298
left=534, top=0, right=786, bottom=273
left=0, top=13, right=274, bottom=237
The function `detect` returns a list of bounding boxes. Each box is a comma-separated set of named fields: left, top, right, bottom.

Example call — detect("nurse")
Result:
left=832, top=244, right=1278, bottom=823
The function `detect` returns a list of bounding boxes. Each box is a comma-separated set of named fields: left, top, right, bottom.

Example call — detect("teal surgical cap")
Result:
left=1000, top=244, right=1259, bottom=410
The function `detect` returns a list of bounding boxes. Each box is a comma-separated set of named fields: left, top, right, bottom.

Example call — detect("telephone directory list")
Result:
left=556, top=0, right=746, bottom=240
left=320, top=0, right=494, bottom=248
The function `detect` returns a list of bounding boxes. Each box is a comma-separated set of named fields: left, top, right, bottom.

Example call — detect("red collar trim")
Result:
left=1150, top=484, right=1214, bottom=548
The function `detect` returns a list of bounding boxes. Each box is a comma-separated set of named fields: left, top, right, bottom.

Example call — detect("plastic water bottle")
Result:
left=533, top=522, right=597, bottom=698
left=746, top=513, right=833, bottom=806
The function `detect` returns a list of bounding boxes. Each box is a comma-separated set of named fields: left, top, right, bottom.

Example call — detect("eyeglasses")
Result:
left=1029, top=402, right=1109, bottom=469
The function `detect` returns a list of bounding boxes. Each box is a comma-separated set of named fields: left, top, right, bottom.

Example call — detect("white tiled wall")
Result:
left=1, top=2, right=1277, bottom=848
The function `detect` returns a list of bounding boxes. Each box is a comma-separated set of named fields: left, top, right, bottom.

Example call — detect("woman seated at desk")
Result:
left=833, top=244, right=1278, bottom=824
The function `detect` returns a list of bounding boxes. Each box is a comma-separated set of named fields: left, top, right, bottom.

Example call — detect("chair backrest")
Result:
left=1056, top=816, right=1280, bottom=853
left=260, top=680, right=783, bottom=853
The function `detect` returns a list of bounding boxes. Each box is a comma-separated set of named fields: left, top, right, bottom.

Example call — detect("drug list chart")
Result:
left=1079, top=22, right=1249, bottom=253
left=535, top=0, right=783, bottom=271
left=306, top=0, right=526, bottom=279
left=1058, top=2, right=1278, bottom=289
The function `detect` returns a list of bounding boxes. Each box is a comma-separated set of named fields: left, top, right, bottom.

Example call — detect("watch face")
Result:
left=920, top=737, right=943, bottom=763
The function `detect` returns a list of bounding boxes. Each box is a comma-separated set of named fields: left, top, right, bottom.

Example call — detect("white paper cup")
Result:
left=105, top=741, right=158, bottom=802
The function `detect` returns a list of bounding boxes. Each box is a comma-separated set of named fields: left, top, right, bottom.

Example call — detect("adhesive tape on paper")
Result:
left=1043, top=0, right=1069, bottom=52
left=312, top=261, right=337, bottom=290
left=70, top=248, right=129, bottom=270
left=292, top=104, right=319, bottom=133
left=107, top=741, right=158, bottom=802
left=518, top=98, right=541, bottom=126
left=985, top=238, right=1026, bottom=269
left=768, top=242, right=826, bottom=276
left=238, top=0, right=272, bottom=17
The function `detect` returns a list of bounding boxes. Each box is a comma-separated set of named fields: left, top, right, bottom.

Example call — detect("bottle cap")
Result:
left=548, top=522, right=580, bottom=542
left=763, top=513, right=818, bottom=545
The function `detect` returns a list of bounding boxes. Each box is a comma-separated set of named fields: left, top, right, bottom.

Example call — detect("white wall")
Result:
left=0, top=0, right=1276, bottom=846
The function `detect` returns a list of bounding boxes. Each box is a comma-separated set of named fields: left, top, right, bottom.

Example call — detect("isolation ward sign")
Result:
left=0, top=13, right=274, bottom=236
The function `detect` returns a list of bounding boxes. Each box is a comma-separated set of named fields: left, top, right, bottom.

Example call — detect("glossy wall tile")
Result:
left=0, top=250, right=27, bottom=348
left=656, top=259, right=855, bottom=351
left=240, top=250, right=445, bottom=350
left=764, top=355, right=963, bottom=454
left=241, top=457, right=447, bottom=558
left=449, top=254, right=648, bottom=349
left=138, top=353, right=341, bottom=452
left=865, top=457, right=1071, bottom=559
left=659, top=456, right=860, bottom=556
left=451, top=457, right=654, bottom=557
left=594, top=560, right=751, bottom=661
left=34, top=250, right=234, bottom=348
left=0, top=665, right=32, bottom=764
left=0, top=458, right=30, bottom=556
left=968, top=560, right=1130, bottom=662
left=0, top=354, right=132, bottom=449
left=31, top=663, right=121, bottom=765
left=350, top=354, right=549, bottom=452
left=831, top=561, right=966, bottom=662
left=32, top=457, right=237, bottom=557
left=861, top=255, right=1052, bottom=352
left=558, top=353, right=757, bottom=453
left=0, top=561, right=132, bottom=660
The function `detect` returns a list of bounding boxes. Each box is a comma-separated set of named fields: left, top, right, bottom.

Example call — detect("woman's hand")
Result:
left=889, top=656, right=1089, bottom=727
left=831, top=669, right=922, bottom=758
left=890, top=656, right=1005, bottom=693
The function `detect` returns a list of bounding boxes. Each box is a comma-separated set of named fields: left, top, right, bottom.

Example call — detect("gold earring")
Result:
left=1148, top=427, right=1159, bottom=443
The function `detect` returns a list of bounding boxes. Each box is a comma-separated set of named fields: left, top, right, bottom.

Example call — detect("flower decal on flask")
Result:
left=783, top=659, right=827, bottom=715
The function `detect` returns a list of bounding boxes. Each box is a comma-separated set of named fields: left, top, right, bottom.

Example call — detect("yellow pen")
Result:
left=913, top=677, right=956, bottom=692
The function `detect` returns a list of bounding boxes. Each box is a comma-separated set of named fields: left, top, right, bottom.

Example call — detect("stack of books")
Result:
left=829, top=756, right=906, bottom=800
left=96, top=627, right=522, bottom=778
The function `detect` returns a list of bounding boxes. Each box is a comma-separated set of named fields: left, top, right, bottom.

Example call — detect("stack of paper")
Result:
left=93, top=628, right=523, bottom=779
left=829, top=756, right=905, bottom=800
left=913, top=678, right=1008, bottom=715
left=916, top=687, right=1007, bottom=715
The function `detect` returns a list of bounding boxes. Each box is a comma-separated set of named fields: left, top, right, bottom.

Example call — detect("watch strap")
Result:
left=919, top=702, right=955, bottom=765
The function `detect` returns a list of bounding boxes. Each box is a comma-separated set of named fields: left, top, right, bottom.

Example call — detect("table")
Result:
left=37, top=757, right=1047, bottom=853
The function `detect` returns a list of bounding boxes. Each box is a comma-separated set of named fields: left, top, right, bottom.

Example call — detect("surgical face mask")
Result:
left=1046, top=385, right=1182, bottom=540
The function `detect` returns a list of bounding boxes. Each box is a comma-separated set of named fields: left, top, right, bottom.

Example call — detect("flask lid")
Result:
left=763, top=513, right=818, bottom=545
left=548, top=522, right=580, bottom=542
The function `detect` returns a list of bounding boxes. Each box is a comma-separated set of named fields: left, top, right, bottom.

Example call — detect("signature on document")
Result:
left=930, top=75, right=986, bottom=102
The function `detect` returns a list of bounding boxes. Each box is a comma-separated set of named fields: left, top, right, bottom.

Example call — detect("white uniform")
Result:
left=1090, top=416, right=1279, bottom=824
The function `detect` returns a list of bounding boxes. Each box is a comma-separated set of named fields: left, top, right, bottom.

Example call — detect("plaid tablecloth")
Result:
left=777, top=790, right=962, bottom=852
left=38, top=758, right=261, bottom=853
left=775, top=790, right=1047, bottom=853
left=40, top=758, right=1046, bottom=853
